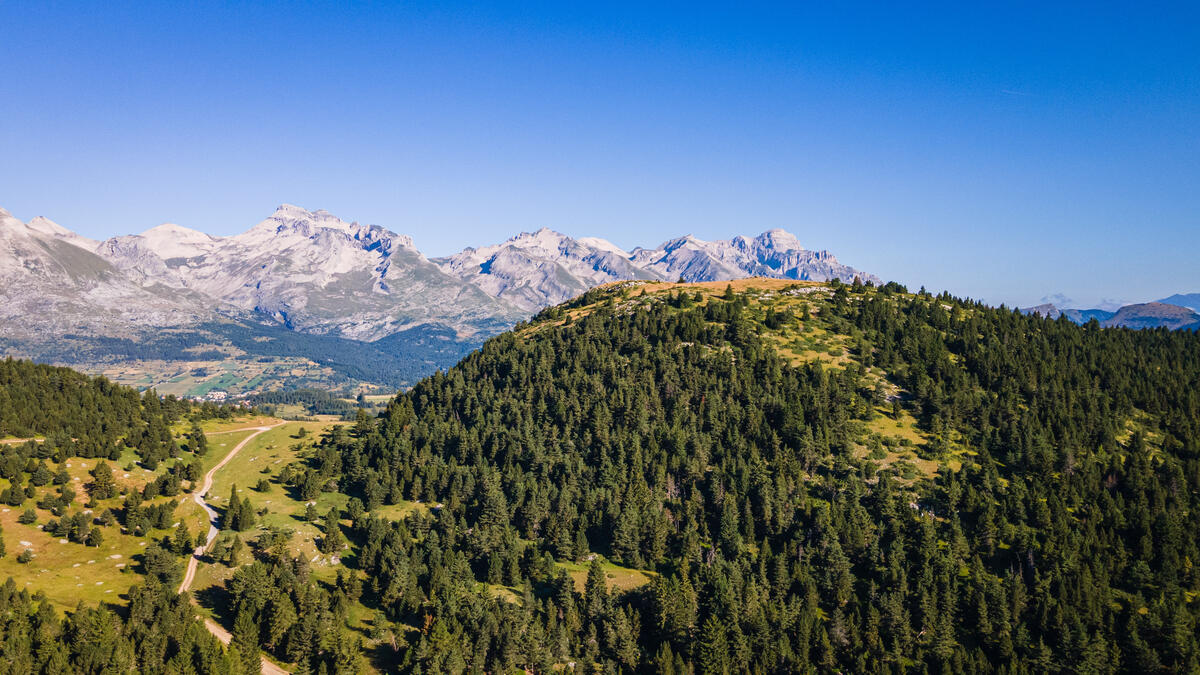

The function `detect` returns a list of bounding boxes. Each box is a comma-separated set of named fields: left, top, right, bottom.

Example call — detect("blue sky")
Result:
left=1, top=2, right=1196, bottom=308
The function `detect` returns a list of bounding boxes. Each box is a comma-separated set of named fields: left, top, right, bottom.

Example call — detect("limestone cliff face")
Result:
left=436, top=227, right=879, bottom=311
left=0, top=207, right=208, bottom=340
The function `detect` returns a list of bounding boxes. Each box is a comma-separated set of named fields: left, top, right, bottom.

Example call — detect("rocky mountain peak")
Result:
left=625, top=229, right=876, bottom=286
left=1022, top=303, right=1061, bottom=319
left=243, top=204, right=415, bottom=252
left=134, top=223, right=218, bottom=259
left=28, top=215, right=97, bottom=246
left=750, top=228, right=805, bottom=250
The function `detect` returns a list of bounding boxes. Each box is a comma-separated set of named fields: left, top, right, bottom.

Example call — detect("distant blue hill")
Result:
left=1157, top=293, right=1200, bottom=314
left=1062, top=308, right=1116, bottom=324
left=1021, top=301, right=1198, bottom=330
left=1019, top=304, right=1114, bottom=324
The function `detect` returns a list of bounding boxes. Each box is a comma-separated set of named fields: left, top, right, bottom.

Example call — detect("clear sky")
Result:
left=1, top=2, right=1197, bottom=308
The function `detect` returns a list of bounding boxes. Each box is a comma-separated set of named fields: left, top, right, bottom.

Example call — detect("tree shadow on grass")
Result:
left=195, top=582, right=235, bottom=627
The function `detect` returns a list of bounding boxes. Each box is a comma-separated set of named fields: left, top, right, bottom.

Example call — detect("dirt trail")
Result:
left=178, top=422, right=289, bottom=675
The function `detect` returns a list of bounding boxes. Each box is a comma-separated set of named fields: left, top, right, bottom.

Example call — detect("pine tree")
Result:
left=89, top=461, right=118, bottom=501
left=320, top=521, right=345, bottom=555
left=232, top=607, right=261, bottom=675
left=228, top=536, right=246, bottom=567
left=698, top=615, right=730, bottom=674
left=224, top=485, right=240, bottom=530
left=238, top=497, right=256, bottom=531
left=267, top=595, right=298, bottom=651
left=584, top=559, right=608, bottom=624
left=188, top=423, right=208, bottom=456
left=173, top=524, right=194, bottom=555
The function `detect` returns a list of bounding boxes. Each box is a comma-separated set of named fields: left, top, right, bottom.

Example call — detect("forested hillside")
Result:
left=0, top=359, right=253, bottom=673
left=0, top=579, right=233, bottom=672
left=0, top=358, right=235, bottom=466
left=290, top=279, right=1200, bottom=673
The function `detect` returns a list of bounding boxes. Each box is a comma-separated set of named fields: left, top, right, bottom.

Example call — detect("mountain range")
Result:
left=0, top=204, right=878, bottom=392
left=1021, top=300, right=1200, bottom=331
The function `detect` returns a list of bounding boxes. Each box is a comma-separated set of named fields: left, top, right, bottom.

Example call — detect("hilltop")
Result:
left=295, top=278, right=1200, bottom=672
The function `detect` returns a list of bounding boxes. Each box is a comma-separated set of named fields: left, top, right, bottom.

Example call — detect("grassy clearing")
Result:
left=863, top=407, right=927, bottom=447
left=0, top=504, right=159, bottom=611
left=855, top=407, right=973, bottom=480
left=556, top=557, right=656, bottom=593
left=185, top=422, right=338, bottom=620
left=486, top=583, right=524, bottom=604
left=770, top=327, right=852, bottom=368
left=189, top=419, right=415, bottom=673
left=190, top=416, right=278, bottom=435
left=1116, top=410, right=1164, bottom=452
left=203, top=422, right=341, bottom=564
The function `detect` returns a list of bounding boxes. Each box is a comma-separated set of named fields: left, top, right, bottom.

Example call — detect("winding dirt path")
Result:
left=178, top=422, right=290, bottom=675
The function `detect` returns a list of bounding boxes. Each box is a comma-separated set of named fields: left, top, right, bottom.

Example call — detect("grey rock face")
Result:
left=0, top=208, right=208, bottom=340
left=433, top=228, right=660, bottom=311
left=628, top=229, right=880, bottom=285
left=84, top=205, right=525, bottom=341
left=438, top=227, right=880, bottom=310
